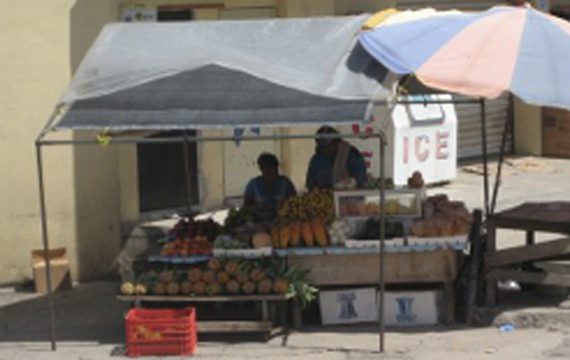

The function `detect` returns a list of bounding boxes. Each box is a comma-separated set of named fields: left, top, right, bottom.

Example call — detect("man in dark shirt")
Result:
left=305, top=126, right=367, bottom=190
left=244, top=153, right=296, bottom=222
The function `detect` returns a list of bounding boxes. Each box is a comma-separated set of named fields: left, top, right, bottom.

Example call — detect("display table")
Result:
left=287, top=248, right=460, bottom=324
left=485, top=202, right=570, bottom=306
left=117, top=294, right=293, bottom=338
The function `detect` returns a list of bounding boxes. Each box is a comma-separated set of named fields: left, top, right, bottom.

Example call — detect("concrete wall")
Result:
left=0, top=0, right=122, bottom=284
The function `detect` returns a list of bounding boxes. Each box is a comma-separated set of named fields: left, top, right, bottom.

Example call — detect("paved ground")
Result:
left=1, top=156, right=570, bottom=359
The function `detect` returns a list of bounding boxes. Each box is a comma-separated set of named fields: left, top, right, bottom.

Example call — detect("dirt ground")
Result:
left=1, top=156, right=570, bottom=359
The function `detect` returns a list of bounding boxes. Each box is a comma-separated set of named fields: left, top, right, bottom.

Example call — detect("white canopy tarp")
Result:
left=51, top=15, right=393, bottom=131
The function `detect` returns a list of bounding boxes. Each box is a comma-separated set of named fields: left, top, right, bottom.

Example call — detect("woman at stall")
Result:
left=243, top=152, right=296, bottom=222
left=305, top=126, right=367, bottom=190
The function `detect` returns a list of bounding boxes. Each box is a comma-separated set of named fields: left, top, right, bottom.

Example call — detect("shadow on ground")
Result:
left=0, top=282, right=128, bottom=344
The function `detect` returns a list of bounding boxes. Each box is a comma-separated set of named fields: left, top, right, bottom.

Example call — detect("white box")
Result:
left=319, top=287, right=378, bottom=325
left=383, top=290, right=439, bottom=327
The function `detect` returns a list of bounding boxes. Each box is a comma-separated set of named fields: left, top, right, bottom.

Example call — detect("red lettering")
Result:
left=415, top=135, right=429, bottom=162
left=436, top=131, right=450, bottom=159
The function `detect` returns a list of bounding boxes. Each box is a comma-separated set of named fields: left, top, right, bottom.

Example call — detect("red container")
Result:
left=125, top=307, right=197, bottom=357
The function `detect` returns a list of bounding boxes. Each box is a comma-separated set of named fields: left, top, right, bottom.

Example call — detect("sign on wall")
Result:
left=121, top=7, right=158, bottom=22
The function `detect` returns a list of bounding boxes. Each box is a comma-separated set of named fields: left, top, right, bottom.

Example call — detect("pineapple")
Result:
left=273, top=279, right=289, bottom=294
left=249, top=269, right=265, bottom=283
left=224, top=261, right=239, bottom=276
left=257, top=279, right=273, bottom=294
left=217, top=271, right=230, bottom=285
left=180, top=280, right=192, bottom=295
left=192, top=281, right=206, bottom=295
left=242, top=281, right=256, bottom=294
left=226, top=279, right=240, bottom=294
left=202, top=270, right=217, bottom=284
left=166, top=281, right=180, bottom=295
left=187, top=268, right=202, bottom=283
left=207, top=258, right=222, bottom=271
left=152, top=282, right=166, bottom=295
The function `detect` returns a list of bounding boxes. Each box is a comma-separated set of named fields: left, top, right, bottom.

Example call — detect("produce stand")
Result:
left=32, top=15, right=483, bottom=353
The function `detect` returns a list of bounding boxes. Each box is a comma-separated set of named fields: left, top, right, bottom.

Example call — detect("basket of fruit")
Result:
left=125, top=307, right=197, bottom=357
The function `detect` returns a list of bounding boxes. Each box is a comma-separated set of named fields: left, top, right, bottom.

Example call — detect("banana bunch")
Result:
left=278, top=195, right=309, bottom=221
left=278, top=189, right=335, bottom=224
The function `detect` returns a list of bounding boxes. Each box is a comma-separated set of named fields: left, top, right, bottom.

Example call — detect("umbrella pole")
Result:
left=182, top=132, right=193, bottom=216
left=378, top=132, right=386, bottom=353
left=35, top=143, right=57, bottom=351
left=490, top=95, right=513, bottom=215
left=479, top=99, right=490, bottom=217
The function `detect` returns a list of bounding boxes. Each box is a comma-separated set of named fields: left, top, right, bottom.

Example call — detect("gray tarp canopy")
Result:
left=49, top=15, right=392, bottom=131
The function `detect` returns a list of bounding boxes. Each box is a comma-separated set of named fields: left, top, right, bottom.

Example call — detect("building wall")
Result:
left=0, top=0, right=123, bottom=284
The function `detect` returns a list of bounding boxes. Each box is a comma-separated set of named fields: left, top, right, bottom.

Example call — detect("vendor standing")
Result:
left=244, top=153, right=296, bottom=222
left=305, top=126, right=367, bottom=190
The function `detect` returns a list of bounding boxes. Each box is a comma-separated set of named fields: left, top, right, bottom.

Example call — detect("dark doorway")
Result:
left=137, top=131, right=199, bottom=212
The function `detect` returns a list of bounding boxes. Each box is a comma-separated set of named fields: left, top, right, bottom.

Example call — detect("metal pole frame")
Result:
left=35, top=142, right=57, bottom=351
left=480, top=99, right=490, bottom=217
left=35, top=127, right=388, bottom=352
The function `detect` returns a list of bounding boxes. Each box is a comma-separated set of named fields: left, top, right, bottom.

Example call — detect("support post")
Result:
left=490, top=95, right=513, bottom=214
left=35, top=143, right=57, bottom=351
left=465, top=209, right=483, bottom=324
left=480, top=99, right=490, bottom=217
left=182, top=132, right=193, bottom=215
left=378, top=133, right=386, bottom=353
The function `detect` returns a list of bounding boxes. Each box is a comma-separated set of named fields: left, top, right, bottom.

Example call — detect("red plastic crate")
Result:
left=125, top=307, right=197, bottom=357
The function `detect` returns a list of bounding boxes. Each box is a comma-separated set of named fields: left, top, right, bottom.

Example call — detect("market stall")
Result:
left=35, top=14, right=476, bottom=354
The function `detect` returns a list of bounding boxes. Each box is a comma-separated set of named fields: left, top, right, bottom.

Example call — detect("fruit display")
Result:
left=353, top=218, right=405, bottom=240
left=328, top=220, right=351, bottom=245
left=213, top=234, right=248, bottom=249
left=161, top=217, right=223, bottom=256
left=410, top=194, right=472, bottom=237
left=224, top=207, right=257, bottom=229
left=335, top=190, right=421, bottom=218
left=278, top=189, right=335, bottom=224
left=270, top=217, right=328, bottom=248
left=121, top=258, right=316, bottom=302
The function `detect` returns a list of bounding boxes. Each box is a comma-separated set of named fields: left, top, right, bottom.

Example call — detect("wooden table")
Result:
left=485, top=202, right=570, bottom=306
left=287, top=249, right=459, bottom=324
left=117, top=294, right=293, bottom=338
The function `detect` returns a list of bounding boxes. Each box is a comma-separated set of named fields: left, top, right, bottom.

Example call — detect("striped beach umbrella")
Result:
left=359, top=5, right=570, bottom=109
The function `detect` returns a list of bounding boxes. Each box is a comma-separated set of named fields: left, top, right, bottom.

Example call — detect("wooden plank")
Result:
left=287, top=250, right=458, bottom=286
left=485, top=237, right=570, bottom=269
left=487, top=269, right=570, bottom=287
left=198, top=321, right=272, bottom=333
left=489, top=215, right=570, bottom=234
left=117, top=294, right=291, bottom=303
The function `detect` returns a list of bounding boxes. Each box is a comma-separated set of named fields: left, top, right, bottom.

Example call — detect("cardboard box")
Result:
left=383, top=290, right=440, bottom=327
left=543, top=108, right=570, bottom=158
left=31, top=248, right=72, bottom=294
left=319, top=287, right=378, bottom=325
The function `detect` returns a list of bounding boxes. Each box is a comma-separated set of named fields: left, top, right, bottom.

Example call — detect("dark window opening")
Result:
left=157, top=8, right=195, bottom=21
left=137, top=131, right=199, bottom=212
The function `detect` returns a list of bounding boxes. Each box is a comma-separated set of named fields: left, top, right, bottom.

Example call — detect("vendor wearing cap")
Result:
left=244, top=152, right=296, bottom=222
left=305, top=126, right=367, bottom=190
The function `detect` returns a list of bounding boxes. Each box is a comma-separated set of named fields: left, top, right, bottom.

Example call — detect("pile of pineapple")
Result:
left=120, top=258, right=292, bottom=297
